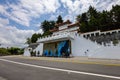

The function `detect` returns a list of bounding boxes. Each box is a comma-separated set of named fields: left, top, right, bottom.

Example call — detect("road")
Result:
left=0, top=56, right=120, bottom=80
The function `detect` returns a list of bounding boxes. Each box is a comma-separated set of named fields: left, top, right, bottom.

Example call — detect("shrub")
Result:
left=0, top=48, right=10, bottom=56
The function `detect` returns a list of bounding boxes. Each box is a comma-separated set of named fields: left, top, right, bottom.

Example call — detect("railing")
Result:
left=82, top=30, right=120, bottom=47
left=37, top=32, right=75, bottom=43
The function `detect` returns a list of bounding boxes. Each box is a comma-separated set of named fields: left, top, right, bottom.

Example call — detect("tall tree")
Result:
left=80, top=13, right=88, bottom=23
left=111, top=5, right=120, bottom=23
left=26, top=38, right=31, bottom=44
left=49, top=21, right=56, bottom=29
left=110, top=5, right=120, bottom=29
left=31, top=33, right=38, bottom=43
left=99, top=11, right=112, bottom=31
left=76, top=13, right=88, bottom=23
left=41, top=20, right=55, bottom=32
left=41, top=20, right=50, bottom=32
left=76, top=12, right=90, bottom=33
left=87, top=6, right=100, bottom=31
left=80, top=22, right=88, bottom=32
left=56, top=15, right=63, bottom=24
left=88, top=16, right=99, bottom=31
left=87, top=6, right=99, bottom=19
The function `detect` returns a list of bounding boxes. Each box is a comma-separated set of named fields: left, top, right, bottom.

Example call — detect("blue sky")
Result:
left=0, top=0, right=120, bottom=47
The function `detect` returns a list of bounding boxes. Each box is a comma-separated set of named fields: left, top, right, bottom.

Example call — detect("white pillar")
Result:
left=23, top=47, right=31, bottom=57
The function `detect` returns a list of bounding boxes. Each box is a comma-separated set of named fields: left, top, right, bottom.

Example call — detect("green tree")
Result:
left=80, top=22, right=87, bottom=32
left=0, top=48, right=10, bottom=56
left=110, top=5, right=120, bottom=29
left=42, top=31, right=52, bottom=36
left=26, top=38, right=31, bottom=44
left=41, top=20, right=50, bottom=32
left=80, top=13, right=88, bottom=22
left=7, top=47, right=21, bottom=55
left=99, top=11, right=112, bottom=31
left=49, top=21, right=56, bottom=29
left=56, top=15, right=63, bottom=24
left=31, top=33, right=38, bottom=43
left=111, top=5, right=120, bottom=23
left=88, top=16, right=99, bottom=31
left=41, top=20, right=55, bottom=32
left=87, top=6, right=100, bottom=31
left=87, top=6, right=99, bottom=19
left=76, top=12, right=89, bottom=33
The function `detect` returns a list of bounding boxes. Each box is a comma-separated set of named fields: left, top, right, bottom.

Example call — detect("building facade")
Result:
left=36, top=20, right=79, bottom=57
left=24, top=20, right=120, bottom=59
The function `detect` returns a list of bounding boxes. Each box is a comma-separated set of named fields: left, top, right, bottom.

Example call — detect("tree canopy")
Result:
left=56, top=15, right=63, bottom=24
left=41, top=20, right=55, bottom=32
left=0, top=47, right=23, bottom=56
left=76, top=5, right=120, bottom=33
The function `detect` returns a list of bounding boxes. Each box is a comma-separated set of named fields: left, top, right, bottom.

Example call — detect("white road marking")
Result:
left=0, top=59, right=120, bottom=79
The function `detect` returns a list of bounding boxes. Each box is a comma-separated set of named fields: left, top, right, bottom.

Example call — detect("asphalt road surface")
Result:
left=0, top=56, right=120, bottom=80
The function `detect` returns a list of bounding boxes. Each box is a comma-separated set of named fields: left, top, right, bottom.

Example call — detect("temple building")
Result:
left=24, top=20, right=120, bottom=59
left=36, top=20, right=80, bottom=57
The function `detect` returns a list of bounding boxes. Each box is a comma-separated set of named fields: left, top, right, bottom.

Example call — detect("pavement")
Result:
left=0, top=55, right=120, bottom=80
left=2, top=55, right=120, bottom=66
left=0, top=77, right=6, bottom=80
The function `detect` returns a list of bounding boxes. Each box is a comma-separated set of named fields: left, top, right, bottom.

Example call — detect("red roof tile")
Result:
left=55, top=20, right=71, bottom=27
left=68, top=22, right=80, bottom=28
left=49, top=28, right=58, bottom=32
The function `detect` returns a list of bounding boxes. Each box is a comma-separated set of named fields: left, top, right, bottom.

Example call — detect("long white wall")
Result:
left=71, top=33, right=120, bottom=59
left=71, top=34, right=100, bottom=56
left=89, top=46, right=120, bottom=59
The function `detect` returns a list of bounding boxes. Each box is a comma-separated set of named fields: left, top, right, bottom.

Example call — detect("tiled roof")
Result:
left=55, top=20, right=71, bottom=27
left=50, top=21, right=80, bottom=32
left=68, top=22, right=80, bottom=28
left=49, top=28, right=58, bottom=32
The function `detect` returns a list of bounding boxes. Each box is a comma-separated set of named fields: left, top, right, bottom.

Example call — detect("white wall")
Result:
left=89, top=46, right=120, bottom=59
left=53, top=27, right=79, bottom=35
left=59, top=25, right=68, bottom=30
left=71, top=34, right=100, bottom=56
left=71, top=33, right=120, bottom=59
left=23, top=48, right=31, bottom=56
left=33, top=43, right=43, bottom=56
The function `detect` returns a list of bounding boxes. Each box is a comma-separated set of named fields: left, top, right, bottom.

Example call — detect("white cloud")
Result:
left=0, top=5, right=6, bottom=14
left=49, top=14, right=57, bottom=21
left=61, top=0, right=89, bottom=14
left=0, top=0, right=60, bottom=27
left=60, top=0, right=120, bottom=22
left=11, top=10, right=30, bottom=26
left=0, top=5, right=10, bottom=17
left=0, top=18, right=42, bottom=48
left=36, top=29, right=43, bottom=34
left=63, top=14, right=74, bottom=22
left=61, top=0, right=120, bottom=14
left=0, top=18, right=9, bottom=27
left=1, top=0, right=119, bottom=26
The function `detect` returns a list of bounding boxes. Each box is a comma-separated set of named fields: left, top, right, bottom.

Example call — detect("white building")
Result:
left=32, top=20, right=120, bottom=59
